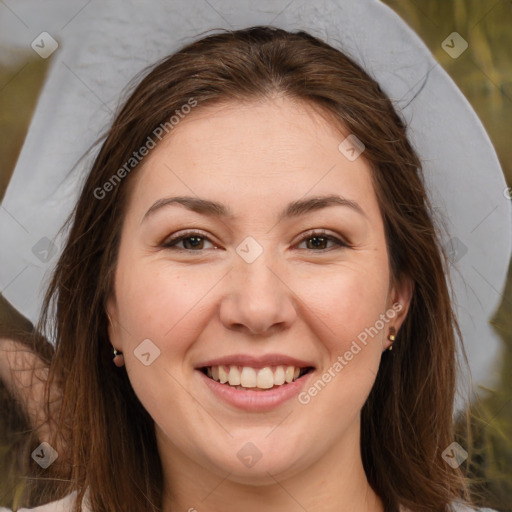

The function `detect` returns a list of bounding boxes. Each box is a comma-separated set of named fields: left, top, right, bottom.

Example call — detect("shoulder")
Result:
left=0, top=491, right=91, bottom=512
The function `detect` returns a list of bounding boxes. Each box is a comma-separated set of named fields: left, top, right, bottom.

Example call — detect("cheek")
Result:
left=303, top=259, right=390, bottom=354
left=112, top=257, right=212, bottom=416
left=114, top=257, right=215, bottom=343
left=295, top=267, right=388, bottom=420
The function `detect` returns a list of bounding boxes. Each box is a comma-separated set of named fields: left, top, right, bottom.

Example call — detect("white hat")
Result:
left=0, top=0, right=510, bottom=411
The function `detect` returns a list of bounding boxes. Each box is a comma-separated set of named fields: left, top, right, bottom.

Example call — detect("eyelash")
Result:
left=161, top=229, right=349, bottom=253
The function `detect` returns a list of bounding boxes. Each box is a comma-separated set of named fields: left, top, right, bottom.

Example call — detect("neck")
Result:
left=158, top=418, right=385, bottom=512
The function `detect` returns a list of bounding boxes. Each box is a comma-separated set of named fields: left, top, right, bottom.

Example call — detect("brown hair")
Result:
left=28, top=26, right=474, bottom=511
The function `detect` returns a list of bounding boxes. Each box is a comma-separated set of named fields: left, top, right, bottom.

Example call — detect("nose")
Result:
left=219, top=250, right=297, bottom=336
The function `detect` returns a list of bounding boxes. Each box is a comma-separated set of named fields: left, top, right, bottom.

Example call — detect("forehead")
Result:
left=124, top=97, right=380, bottom=223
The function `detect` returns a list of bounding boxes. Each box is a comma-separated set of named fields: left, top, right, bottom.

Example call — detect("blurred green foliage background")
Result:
left=0, top=0, right=511, bottom=510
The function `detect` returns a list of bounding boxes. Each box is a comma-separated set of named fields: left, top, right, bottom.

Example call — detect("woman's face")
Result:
left=107, top=97, right=411, bottom=484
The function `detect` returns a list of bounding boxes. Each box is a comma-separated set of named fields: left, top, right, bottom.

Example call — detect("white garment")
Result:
left=0, top=491, right=88, bottom=512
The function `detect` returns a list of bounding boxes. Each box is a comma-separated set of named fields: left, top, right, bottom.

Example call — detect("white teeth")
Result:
left=205, top=364, right=309, bottom=389
left=256, top=367, right=274, bottom=389
left=274, top=366, right=285, bottom=385
left=228, top=366, right=241, bottom=386
left=240, top=367, right=257, bottom=387
left=218, top=366, right=229, bottom=384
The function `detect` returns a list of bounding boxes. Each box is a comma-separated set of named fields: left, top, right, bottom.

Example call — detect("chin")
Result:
left=203, top=439, right=310, bottom=485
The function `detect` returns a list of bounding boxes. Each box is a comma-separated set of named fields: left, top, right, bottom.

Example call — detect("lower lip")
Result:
left=197, top=369, right=313, bottom=412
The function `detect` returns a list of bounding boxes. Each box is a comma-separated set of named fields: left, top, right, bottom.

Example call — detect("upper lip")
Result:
left=196, top=354, right=315, bottom=370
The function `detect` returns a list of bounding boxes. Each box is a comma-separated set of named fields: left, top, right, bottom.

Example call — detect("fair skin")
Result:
left=107, top=96, right=412, bottom=512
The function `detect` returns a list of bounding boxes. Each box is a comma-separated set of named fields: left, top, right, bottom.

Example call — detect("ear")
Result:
left=384, top=275, right=413, bottom=351
left=105, top=294, right=118, bottom=345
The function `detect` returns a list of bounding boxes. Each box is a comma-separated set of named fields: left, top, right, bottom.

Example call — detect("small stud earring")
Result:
left=388, top=328, right=396, bottom=351
left=112, top=347, right=125, bottom=367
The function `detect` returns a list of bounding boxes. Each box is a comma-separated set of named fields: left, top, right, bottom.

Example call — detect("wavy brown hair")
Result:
left=23, top=26, right=475, bottom=511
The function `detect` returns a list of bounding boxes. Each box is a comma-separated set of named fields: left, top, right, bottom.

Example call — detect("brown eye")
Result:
left=297, top=230, right=348, bottom=251
left=162, top=231, right=216, bottom=251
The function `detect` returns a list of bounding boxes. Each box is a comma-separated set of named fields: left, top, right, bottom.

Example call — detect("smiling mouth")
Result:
left=199, top=365, right=314, bottom=391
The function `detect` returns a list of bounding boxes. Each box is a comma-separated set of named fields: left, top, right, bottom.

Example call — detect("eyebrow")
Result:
left=142, top=194, right=367, bottom=223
